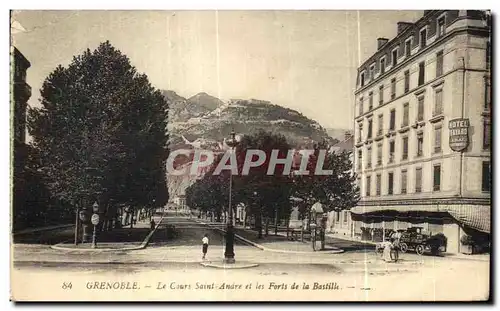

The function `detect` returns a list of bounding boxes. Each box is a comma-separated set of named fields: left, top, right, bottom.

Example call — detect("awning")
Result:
left=446, top=205, right=490, bottom=234
left=350, top=204, right=491, bottom=234
left=350, top=205, right=442, bottom=215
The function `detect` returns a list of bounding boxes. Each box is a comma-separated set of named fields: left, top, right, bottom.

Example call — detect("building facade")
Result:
left=351, top=10, right=491, bottom=253
left=326, top=132, right=355, bottom=237
left=12, top=46, right=32, bottom=228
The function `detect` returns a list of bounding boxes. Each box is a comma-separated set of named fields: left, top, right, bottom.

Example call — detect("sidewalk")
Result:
left=49, top=217, right=166, bottom=252
left=197, top=219, right=343, bottom=254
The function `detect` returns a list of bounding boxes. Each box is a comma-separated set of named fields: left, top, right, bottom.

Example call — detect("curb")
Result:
left=203, top=222, right=345, bottom=254
left=200, top=262, right=259, bottom=269
left=50, top=215, right=165, bottom=252
left=13, top=224, right=74, bottom=236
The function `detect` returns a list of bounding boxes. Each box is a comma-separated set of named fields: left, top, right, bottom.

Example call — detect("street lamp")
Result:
left=91, top=201, right=99, bottom=249
left=224, top=130, right=239, bottom=264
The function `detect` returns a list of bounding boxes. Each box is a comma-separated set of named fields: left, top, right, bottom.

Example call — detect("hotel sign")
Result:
left=448, top=118, right=470, bottom=152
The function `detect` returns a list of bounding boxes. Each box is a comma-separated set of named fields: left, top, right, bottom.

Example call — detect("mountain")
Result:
left=326, top=128, right=353, bottom=142
left=164, top=91, right=342, bottom=198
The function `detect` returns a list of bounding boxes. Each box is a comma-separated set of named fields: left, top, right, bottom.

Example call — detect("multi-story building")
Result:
left=326, top=132, right=355, bottom=237
left=12, top=46, right=32, bottom=228
left=350, top=10, right=491, bottom=253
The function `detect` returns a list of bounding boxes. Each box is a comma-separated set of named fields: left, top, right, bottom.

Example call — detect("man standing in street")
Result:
left=202, top=233, right=209, bottom=260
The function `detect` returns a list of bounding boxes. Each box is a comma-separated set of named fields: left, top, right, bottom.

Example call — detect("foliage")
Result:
left=26, top=41, right=169, bottom=218
left=291, top=141, right=360, bottom=217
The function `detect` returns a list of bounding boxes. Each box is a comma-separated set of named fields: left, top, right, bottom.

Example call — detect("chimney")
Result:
left=377, top=38, right=389, bottom=50
left=344, top=131, right=352, bottom=141
left=397, top=22, right=413, bottom=34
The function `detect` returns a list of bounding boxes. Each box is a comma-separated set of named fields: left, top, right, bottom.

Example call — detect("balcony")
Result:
left=388, top=153, right=395, bottom=163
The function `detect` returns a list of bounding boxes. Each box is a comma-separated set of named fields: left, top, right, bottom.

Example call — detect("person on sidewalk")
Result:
left=202, top=234, right=209, bottom=260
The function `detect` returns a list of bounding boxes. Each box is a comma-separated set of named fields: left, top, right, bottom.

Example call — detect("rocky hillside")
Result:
left=164, top=90, right=340, bottom=198
left=165, top=91, right=336, bottom=148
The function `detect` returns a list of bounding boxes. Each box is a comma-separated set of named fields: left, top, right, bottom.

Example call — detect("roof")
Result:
left=330, top=136, right=354, bottom=154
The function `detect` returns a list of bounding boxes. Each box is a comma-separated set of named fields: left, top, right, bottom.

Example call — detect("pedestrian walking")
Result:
left=202, top=234, right=209, bottom=260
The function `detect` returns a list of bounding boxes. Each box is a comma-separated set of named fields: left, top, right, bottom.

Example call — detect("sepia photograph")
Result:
left=9, top=7, right=492, bottom=302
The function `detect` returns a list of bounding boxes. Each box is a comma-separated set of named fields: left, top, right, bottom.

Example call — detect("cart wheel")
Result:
left=416, top=245, right=425, bottom=255
left=399, top=243, right=408, bottom=253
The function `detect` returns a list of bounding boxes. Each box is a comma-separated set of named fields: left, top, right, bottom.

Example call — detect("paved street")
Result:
left=11, top=214, right=490, bottom=301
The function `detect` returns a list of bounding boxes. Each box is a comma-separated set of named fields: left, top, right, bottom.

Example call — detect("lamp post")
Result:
left=91, top=201, right=99, bottom=249
left=224, top=130, right=239, bottom=264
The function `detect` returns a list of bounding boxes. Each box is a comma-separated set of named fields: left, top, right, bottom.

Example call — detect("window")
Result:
left=404, top=70, right=410, bottom=93
left=483, top=120, right=491, bottom=150
left=433, top=165, right=441, bottom=192
left=369, top=92, right=373, bottom=110
left=401, top=170, right=407, bottom=194
left=417, top=96, right=425, bottom=121
left=486, top=41, right=491, bottom=68
left=357, top=149, right=362, bottom=169
left=388, top=172, right=394, bottom=195
left=377, top=143, right=382, bottom=166
left=367, top=147, right=372, bottom=168
left=367, top=119, right=373, bottom=139
left=357, top=177, right=362, bottom=194
left=420, top=28, right=427, bottom=49
left=418, top=61, right=425, bottom=86
left=485, top=78, right=491, bottom=111
left=335, top=211, right=340, bottom=222
left=392, top=49, right=398, bottom=67
left=416, top=132, right=424, bottom=157
left=434, top=126, right=442, bottom=153
left=380, top=57, right=386, bottom=74
left=370, top=64, right=375, bottom=80
left=360, top=72, right=365, bottom=87
left=359, top=97, right=363, bottom=116
left=436, top=51, right=444, bottom=77
left=376, top=174, right=381, bottom=196
left=343, top=211, right=348, bottom=224
left=357, top=123, right=363, bottom=142
left=391, top=78, right=396, bottom=99
left=377, top=114, right=383, bottom=136
left=403, top=103, right=409, bottom=127
left=434, top=88, right=443, bottom=116
left=366, top=176, right=371, bottom=196
left=389, top=109, right=396, bottom=131
left=437, top=16, right=446, bottom=37
left=482, top=161, right=491, bottom=192
left=415, top=167, right=422, bottom=193
left=389, top=140, right=395, bottom=163
left=379, top=85, right=384, bottom=104
left=402, top=136, right=409, bottom=160
left=405, top=39, right=412, bottom=57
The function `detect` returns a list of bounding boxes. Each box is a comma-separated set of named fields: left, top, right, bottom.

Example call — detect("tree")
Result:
left=291, top=141, right=360, bottom=219
left=27, top=41, right=169, bottom=239
left=232, top=130, right=293, bottom=237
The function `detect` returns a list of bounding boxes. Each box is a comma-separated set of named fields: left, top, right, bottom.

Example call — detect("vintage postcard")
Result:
left=10, top=9, right=491, bottom=302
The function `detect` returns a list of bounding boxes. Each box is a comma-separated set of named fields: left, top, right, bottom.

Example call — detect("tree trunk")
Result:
left=257, top=209, right=263, bottom=239
left=74, top=207, right=79, bottom=245
left=265, top=217, right=269, bottom=237
left=274, top=209, right=278, bottom=236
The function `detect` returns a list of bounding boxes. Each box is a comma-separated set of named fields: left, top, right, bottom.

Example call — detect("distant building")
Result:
left=326, top=131, right=355, bottom=236
left=12, top=46, right=31, bottom=225
left=351, top=11, right=491, bottom=253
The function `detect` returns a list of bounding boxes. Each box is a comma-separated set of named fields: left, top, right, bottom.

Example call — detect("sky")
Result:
left=12, top=10, right=422, bottom=130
